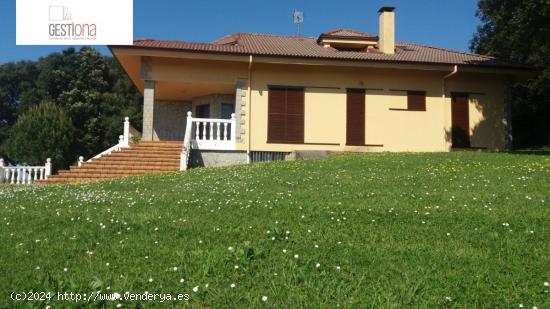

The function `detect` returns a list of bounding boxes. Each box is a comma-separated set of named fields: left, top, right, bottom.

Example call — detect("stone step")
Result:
left=39, top=140, right=185, bottom=184
left=136, top=141, right=183, bottom=147
left=70, top=164, right=178, bottom=171
left=96, top=155, right=180, bottom=164
left=117, top=149, right=181, bottom=155
left=131, top=143, right=182, bottom=149
left=68, top=166, right=177, bottom=173
left=58, top=170, right=168, bottom=177
left=108, top=152, right=180, bottom=159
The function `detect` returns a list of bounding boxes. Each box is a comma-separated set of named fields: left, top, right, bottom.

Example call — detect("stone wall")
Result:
left=189, top=150, right=248, bottom=168
left=191, top=94, right=234, bottom=119
left=153, top=101, right=191, bottom=141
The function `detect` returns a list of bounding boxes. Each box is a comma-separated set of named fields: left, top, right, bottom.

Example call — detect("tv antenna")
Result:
left=293, top=9, right=304, bottom=35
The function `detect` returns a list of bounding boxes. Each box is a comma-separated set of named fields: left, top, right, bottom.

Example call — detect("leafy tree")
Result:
left=0, top=61, right=40, bottom=155
left=0, top=47, right=143, bottom=166
left=471, top=0, right=550, bottom=147
left=4, top=102, right=74, bottom=169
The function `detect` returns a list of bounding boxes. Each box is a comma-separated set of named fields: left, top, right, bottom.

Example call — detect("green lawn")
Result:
left=1, top=152, right=549, bottom=308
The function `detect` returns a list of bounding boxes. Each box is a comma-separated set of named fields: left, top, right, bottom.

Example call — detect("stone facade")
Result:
left=234, top=80, right=247, bottom=143
left=191, top=94, right=234, bottom=118
left=142, top=80, right=155, bottom=141
left=189, top=150, right=248, bottom=167
left=153, top=101, right=192, bottom=141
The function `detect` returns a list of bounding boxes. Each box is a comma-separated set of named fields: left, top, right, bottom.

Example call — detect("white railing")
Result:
left=190, top=112, right=237, bottom=150
left=0, top=158, right=51, bottom=184
left=86, top=117, right=135, bottom=162
left=180, top=112, right=194, bottom=171
left=179, top=112, right=237, bottom=171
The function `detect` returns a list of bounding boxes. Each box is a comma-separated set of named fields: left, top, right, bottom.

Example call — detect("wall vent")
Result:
left=249, top=151, right=289, bottom=163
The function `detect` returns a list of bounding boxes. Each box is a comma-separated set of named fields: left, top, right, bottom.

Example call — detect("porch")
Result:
left=141, top=79, right=247, bottom=151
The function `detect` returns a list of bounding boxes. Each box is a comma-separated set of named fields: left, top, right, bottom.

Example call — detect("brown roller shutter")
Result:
left=346, top=89, right=365, bottom=146
left=451, top=93, right=470, bottom=148
left=268, top=86, right=304, bottom=143
left=407, top=91, right=426, bottom=111
left=285, top=88, right=304, bottom=143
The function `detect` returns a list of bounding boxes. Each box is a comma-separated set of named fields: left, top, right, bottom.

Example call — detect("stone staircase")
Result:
left=36, top=141, right=182, bottom=184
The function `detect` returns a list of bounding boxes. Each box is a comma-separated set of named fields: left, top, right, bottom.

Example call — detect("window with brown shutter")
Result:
left=407, top=91, right=426, bottom=111
left=389, top=90, right=427, bottom=111
left=267, top=86, right=304, bottom=143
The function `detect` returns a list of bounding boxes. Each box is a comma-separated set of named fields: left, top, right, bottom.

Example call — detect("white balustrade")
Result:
left=188, top=113, right=237, bottom=150
left=87, top=116, right=134, bottom=162
left=0, top=158, right=51, bottom=184
left=179, top=112, right=238, bottom=171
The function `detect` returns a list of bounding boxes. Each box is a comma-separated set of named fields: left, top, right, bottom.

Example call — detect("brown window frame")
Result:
left=267, top=86, right=305, bottom=144
left=389, top=90, right=427, bottom=111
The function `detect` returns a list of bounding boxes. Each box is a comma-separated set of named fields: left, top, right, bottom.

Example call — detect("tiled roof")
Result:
left=130, top=32, right=529, bottom=69
left=319, top=28, right=378, bottom=41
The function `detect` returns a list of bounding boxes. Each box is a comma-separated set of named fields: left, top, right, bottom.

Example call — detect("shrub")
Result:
left=5, top=102, right=74, bottom=169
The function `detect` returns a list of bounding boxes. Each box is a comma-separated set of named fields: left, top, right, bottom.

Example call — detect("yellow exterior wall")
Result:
left=445, top=74, right=507, bottom=150
left=112, top=49, right=509, bottom=153
left=248, top=62, right=508, bottom=152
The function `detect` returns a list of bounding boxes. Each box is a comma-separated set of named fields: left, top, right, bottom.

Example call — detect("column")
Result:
left=142, top=80, right=156, bottom=141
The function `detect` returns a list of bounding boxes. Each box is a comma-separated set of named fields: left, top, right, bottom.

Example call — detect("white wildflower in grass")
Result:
left=230, top=283, right=236, bottom=288
left=180, top=278, right=185, bottom=283
left=519, top=304, right=523, bottom=308
left=261, top=296, right=268, bottom=302
left=445, top=296, right=452, bottom=301
left=63, top=268, right=68, bottom=272
left=294, top=254, right=299, bottom=259
left=544, top=282, right=549, bottom=287
left=316, top=263, right=321, bottom=268
left=228, top=246, right=234, bottom=251
left=173, top=267, right=178, bottom=271
left=106, top=263, right=110, bottom=266
left=192, top=286, right=199, bottom=293
left=234, top=265, right=239, bottom=269
left=336, top=266, right=341, bottom=270
left=282, top=249, right=287, bottom=253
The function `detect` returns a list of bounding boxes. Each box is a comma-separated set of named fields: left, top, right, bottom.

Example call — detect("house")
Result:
left=36, top=6, right=532, bottom=183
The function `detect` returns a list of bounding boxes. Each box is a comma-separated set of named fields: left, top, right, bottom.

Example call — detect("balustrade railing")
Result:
left=189, top=112, right=237, bottom=150
left=0, top=158, right=51, bottom=184
left=86, top=117, right=136, bottom=162
left=179, top=112, right=237, bottom=171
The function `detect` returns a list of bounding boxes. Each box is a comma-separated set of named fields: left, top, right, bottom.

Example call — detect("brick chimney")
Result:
left=378, top=6, right=396, bottom=54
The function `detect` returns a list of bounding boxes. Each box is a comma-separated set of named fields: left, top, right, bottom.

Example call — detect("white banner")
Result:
left=16, top=0, right=133, bottom=45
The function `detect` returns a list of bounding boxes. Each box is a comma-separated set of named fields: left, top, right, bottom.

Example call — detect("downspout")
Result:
left=247, top=55, right=253, bottom=162
left=442, top=65, right=458, bottom=150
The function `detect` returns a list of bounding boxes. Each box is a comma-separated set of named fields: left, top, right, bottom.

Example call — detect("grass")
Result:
left=1, top=152, right=549, bottom=308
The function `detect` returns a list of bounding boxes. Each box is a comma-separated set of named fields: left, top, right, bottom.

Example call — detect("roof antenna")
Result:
left=293, top=9, right=304, bottom=35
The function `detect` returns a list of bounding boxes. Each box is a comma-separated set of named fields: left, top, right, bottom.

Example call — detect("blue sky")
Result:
left=0, top=0, right=480, bottom=64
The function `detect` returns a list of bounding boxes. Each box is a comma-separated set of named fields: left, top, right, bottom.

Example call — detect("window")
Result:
left=389, top=90, right=427, bottom=111
left=407, top=91, right=426, bottom=111
left=267, top=86, right=304, bottom=143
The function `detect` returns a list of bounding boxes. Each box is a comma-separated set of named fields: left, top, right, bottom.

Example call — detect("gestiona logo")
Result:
left=48, top=6, right=96, bottom=39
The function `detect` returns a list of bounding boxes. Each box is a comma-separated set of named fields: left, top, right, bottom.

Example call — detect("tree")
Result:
left=0, top=47, right=143, bottom=166
left=471, top=0, right=550, bottom=147
left=4, top=102, right=74, bottom=169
